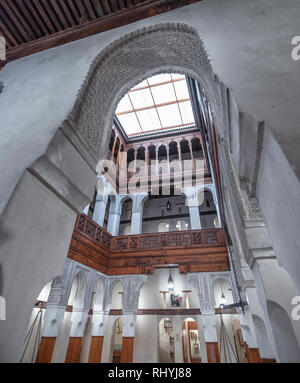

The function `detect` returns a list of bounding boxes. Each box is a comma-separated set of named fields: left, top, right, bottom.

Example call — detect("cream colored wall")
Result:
left=139, top=268, right=199, bottom=309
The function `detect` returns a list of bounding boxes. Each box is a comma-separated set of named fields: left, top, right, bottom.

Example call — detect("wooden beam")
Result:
left=4, top=0, right=203, bottom=62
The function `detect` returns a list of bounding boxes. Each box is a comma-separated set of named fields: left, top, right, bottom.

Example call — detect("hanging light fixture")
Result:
left=166, top=200, right=171, bottom=211
left=220, top=281, right=226, bottom=305
left=168, top=269, right=174, bottom=292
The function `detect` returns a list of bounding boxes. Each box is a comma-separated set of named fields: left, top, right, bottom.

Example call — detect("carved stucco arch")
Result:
left=68, top=23, right=222, bottom=162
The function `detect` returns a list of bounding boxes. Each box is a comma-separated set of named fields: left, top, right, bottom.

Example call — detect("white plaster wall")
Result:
left=0, top=172, right=76, bottom=362
left=134, top=316, right=158, bottom=363
left=139, top=268, right=197, bottom=309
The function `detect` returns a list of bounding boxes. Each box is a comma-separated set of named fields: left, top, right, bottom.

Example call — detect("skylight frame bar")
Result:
left=129, top=77, right=185, bottom=93
left=171, top=74, right=184, bottom=127
left=127, top=122, right=195, bottom=137
left=126, top=92, right=143, bottom=134
left=147, top=78, right=164, bottom=131
left=115, top=98, right=190, bottom=116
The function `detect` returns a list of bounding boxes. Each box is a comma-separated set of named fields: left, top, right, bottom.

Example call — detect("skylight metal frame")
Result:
left=115, top=74, right=195, bottom=137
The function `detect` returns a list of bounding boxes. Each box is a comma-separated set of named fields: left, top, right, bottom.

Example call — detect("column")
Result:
left=36, top=274, right=70, bottom=363
left=240, top=309, right=262, bottom=363
left=121, top=313, right=136, bottom=363
left=36, top=305, right=66, bottom=363
left=93, top=194, right=108, bottom=227
left=65, top=308, right=89, bottom=363
left=201, top=313, right=220, bottom=363
left=88, top=311, right=109, bottom=363
left=189, top=272, right=220, bottom=363
left=182, top=186, right=202, bottom=229
left=107, top=195, right=122, bottom=236
left=120, top=275, right=148, bottom=363
left=130, top=193, right=148, bottom=235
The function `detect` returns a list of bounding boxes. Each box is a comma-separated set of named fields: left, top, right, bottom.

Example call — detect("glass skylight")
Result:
left=115, top=73, right=195, bottom=136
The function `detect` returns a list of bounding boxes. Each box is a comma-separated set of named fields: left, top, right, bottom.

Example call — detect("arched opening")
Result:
left=102, top=194, right=115, bottom=231
left=176, top=219, right=189, bottom=231
left=267, top=300, right=300, bottom=362
left=113, top=137, right=120, bottom=161
left=191, top=137, right=203, bottom=159
left=142, top=194, right=189, bottom=233
left=182, top=318, right=201, bottom=363
left=20, top=280, right=53, bottom=363
left=180, top=140, right=191, bottom=161
left=213, top=278, right=234, bottom=308
left=119, top=197, right=133, bottom=235
left=198, top=190, right=218, bottom=229
left=158, top=318, right=175, bottom=363
left=148, top=145, right=157, bottom=176
left=137, top=146, right=145, bottom=162
left=110, top=281, right=123, bottom=311
left=111, top=318, right=123, bottom=363
left=108, top=129, right=116, bottom=154
left=158, top=221, right=169, bottom=232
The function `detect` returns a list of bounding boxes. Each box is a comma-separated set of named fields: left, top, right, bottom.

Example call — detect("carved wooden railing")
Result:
left=76, top=214, right=113, bottom=251
left=75, top=214, right=225, bottom=252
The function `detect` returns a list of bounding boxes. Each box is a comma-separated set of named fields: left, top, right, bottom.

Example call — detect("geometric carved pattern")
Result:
left=139, top=235, right=161, bottom=249
left=192, top=232, right=203, bottom=245
left=85, top=220, right=96, bottom=238
left=129, top=237, right=138, bottom=249
left=205, top=230, right=218, bottom=245
left=115, top=238, right=128, bottom=250
left=75, top=214, right=225, bottom=251
left=101, top=232, right=112, bottom=250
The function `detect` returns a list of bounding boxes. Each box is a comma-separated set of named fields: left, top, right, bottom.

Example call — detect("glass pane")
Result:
left=173, top=80, right=190, bottom=100
left=136, top=109, right=161, bottom=132
left=116, top=94, right=132, bottom=114
left=179, top=101, right=195, bottom=125
left=129, top=88, right=153, bottom=109
left=157, top=104, right=182, bottom=128
left=151, top=83, right=176, bottom=105
left=118, top=113, right=142, bottom=135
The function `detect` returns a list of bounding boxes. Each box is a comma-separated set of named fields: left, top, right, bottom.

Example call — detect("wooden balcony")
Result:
left=67, top=214, right=230, bottom=275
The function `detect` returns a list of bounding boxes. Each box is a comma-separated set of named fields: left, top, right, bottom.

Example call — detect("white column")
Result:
left=90, top=310, right=109, bottom=337
left=69, top=308, right=89, bottom=338
left=201, top=312, right=218, bottom=343
left=93, top=194, right=108, bottom=227
left=130, top=193, right=148, bottom=235
left=107, top=195, right=122, bottom=236
left=182, top=186, right=202, bottom=229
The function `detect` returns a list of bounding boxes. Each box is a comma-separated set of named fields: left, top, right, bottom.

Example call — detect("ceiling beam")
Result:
left=1, top=0, right=203, bottom=64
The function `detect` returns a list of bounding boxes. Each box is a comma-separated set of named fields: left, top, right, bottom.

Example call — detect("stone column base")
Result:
left=245, top=344, right=262, bottom=363
left=121, top=337, right=134, bottom=363
left=36, top=337, right=56, bottom=363
left=65, top=337, right=82, bottom=363
left=88, top=336, right=104, bottom=363
left=206, top=342, right=220, bottom=363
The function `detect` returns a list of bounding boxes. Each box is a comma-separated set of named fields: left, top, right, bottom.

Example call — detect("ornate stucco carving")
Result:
left=68, top=23, right=221, bottom=160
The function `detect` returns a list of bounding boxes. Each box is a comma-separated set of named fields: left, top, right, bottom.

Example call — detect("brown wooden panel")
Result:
left=206, top=342, right=220, bottom=363
left=88, top=336, right=104, bottom=363
left=121, top=337, right=134, bottom=363
left=2, top=0, right=204, bottom=63
left=36, top=337, right=56, bottom=363
left=262, top=358, right=276, bottom=363
left=245, top=344, right=262, bottom=363
left=65, top=337, right=83, bottom=363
